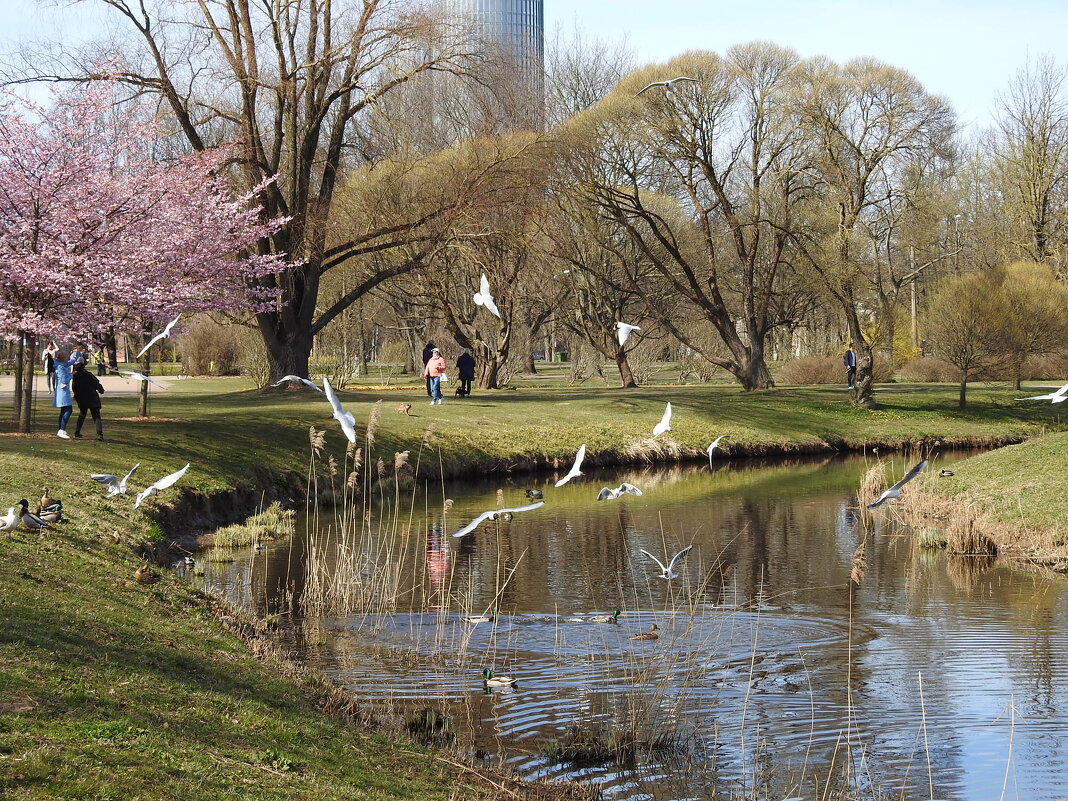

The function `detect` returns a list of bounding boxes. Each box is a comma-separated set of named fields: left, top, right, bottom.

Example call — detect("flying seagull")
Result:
left=91, top=463, right=141, bottom=496
left=652, top=403, right=672, bottom=438
left=636, top=76, right=699, bottom=96
left=554, top=444, right=586, bottom=487
left=451, top=501, right=544, bottom=538
left=867, top=460, right=928, bottom=509
left=639, top=544, right=694, bottom=580
left=322, top=376, right=357, bottom=444
left=707, top=435, right=731, bottom=468
left=110, top=368, right=162, bottom=387
left=1015, top=382, right=1068, bottom=403
left=270, top=375, right=323, bottom=392
left=473, top=273, right=501, bottom=318
left=597, top=483, right=643, bottom=501
left=135, top=313, right=182, bottom=359
left=615, top=321, right=641, bottom=347
left=133, top=463, right=190, bottom=509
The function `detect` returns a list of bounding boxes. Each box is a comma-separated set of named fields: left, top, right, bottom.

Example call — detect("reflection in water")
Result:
left=198, top=453, right=1068, bottom=801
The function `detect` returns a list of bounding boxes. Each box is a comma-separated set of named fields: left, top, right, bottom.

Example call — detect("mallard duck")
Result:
left=631, top=623, right=660, bottom=641
left=589, top=610, right=621, bottom=624
left=36, top=501, right=62, bottom=523
left=525, top=489, right=543, bottom=500
left=939, top=469, right=954, bottom=477
left=463, top=607, right=497, bottom=624
left=39, top=488, right=54, bottom=510
left=1, top=507, right=18, bottom=532
left=16, top=499, right=49, bottom=531
left=482, top=668, right=517, bottom=688
left=134, top=564, right=162, bottom=585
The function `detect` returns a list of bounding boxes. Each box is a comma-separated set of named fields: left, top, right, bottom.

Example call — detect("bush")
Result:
left=776, top=356, right=842, bottom=385
left=898, top=356, right=958, bottom=383
left=176, top=318, right=242, bottom=376
left=1021, top=352, right=1068, bottom=380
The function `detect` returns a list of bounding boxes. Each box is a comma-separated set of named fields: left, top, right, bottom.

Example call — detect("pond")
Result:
left=195, top=452, right=1068, bottom=801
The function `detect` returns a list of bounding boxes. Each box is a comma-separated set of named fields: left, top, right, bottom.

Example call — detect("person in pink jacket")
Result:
left=423, top=347, right=447, bottom=405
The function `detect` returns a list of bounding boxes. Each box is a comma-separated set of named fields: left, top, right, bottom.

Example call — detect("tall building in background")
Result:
left=439, top=0, right=545, bottom=130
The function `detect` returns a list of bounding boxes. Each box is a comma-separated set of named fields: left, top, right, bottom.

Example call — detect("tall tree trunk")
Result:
left=13, top=333, right=25, bottom=426
left=138, top=351, right=152, bottom=418
left=958, top=370, right=969, bottom=409
left=614, top=349, right=637, bottom=388
left=845, top=312, right=877, bottom=409
left=16, top=333, right=37, bottom=433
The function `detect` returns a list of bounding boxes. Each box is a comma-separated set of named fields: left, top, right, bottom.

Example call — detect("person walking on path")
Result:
left=423, top=347, right=447, bottom=405
left=72, top=361, right=106, bottom=441
left=457, top=348, right=475, bottom=397
left=52, top=346, right=83, bottom=438
left=422, top=341, right=436, bottom=398
left=43, top=341, right=57, bottom=392
left=843, top=343, right=857, bottom=389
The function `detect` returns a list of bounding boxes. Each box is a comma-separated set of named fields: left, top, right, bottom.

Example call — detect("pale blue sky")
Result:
left=2, top=0, right=1063, bottom=131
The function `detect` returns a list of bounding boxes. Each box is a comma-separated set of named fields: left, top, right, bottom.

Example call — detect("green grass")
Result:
left=2, top=373, right=1067, bottom=799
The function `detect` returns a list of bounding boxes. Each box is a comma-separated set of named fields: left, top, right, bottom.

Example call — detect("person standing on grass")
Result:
left=457, top=348, right=475, bottom=397
left=422, top=341, right=436, bottom=398
left=423, top=346, right=447, bottom=405
left=43, top=341, right=57, bottom=392
left=72, top=361, right=106, bottom=441
left=51, top=346, right=83, bottom=439
left=843, top=342, right=857, bottom=389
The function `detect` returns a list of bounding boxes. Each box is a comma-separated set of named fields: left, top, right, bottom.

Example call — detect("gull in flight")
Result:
left=639, top=544, right=694, bottom=580
left=451, top=501, right=544, bottom=538
left=322, top=377, right=357, bottom=444
left=1015, top=382, right=1068, bottom=403
left=271, top=375, right=323, bottom=392
left=133, top=464, right=190, bottom=509
left=636, top=76, right=699, bottom=95
left=867, top=460, right=928, bottom=509
left=707, top=435, right=731, bottom=468
left=652, top=403, right=672, bottom=438
left=91, top=463, right=140, bottom=496
left=597, top=483, right=643, bottom=501
left=554, top=444, right=586, bottom=487
left=473, top=273, right=501, bottom=318
left=615, top=321, right=641, bottom=347
left=110, top=368, right=162, bottom=387
left=135, top=313, right=182, bottom=359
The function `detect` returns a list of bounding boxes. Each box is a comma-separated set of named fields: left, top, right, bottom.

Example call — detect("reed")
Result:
left=212, top=502, right=295, bottom=548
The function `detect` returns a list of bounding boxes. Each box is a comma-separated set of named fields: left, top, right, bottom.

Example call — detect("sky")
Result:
left=2, top=0, right=1064, bottom=131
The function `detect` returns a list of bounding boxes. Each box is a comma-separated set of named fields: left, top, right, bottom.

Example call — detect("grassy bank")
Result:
left=2, top=377, right=1065, bottom=798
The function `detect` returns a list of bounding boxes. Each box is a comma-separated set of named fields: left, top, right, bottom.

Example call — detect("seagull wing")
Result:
left=639, top=548, right=669, bottom=574
left=867, top=490, right=893, bottom=509
left=120, top=463, right=141, bottom=493
left=272, top=375, right=323, bottom=392
left=132, top=487, right=153, bottom=509
left=619, top=483, right=643, bottom=496
left=636, top=80, right=665, bottom=95
left=450, top=502, right=543, bottom=538
left=652, top=402, right=672, bottom=437
left=554, top=444, right=586, bottom=487
left=666, top=544, right=694, bottom=572
left=887, top=460, right=927, bottom=493
left=596, top=488, right=615, bottom=501
left=135, top=314, right=182, bottom=359
left=322, top=378, right=356, bottom=442
left=152, top=463, right=190, bottom=492
left=91, top=473, right=120, bottom=491
left=669, top=76, right=699, bottom=85
left=498, top=501, right=545, bottom=516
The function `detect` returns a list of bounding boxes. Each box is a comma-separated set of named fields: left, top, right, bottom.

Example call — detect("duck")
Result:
left=525, top=489, right=544, bottom=500
left=134, top=564, right=162, bottom=585
left=463, top=607, right=497, bottom=624
left=589, top=610, right=622, bottom=624
left=939, top=469, right=955, bottom=477
left=17, top=499, right=49, bottom=531
left=482, top=668, right=518, bottom=688
left=1, top=507, right=18, bottom=532
left=36, top=501, right=63, bottom=523
left=631, top=623, right=660, bottom=641
left=39, top=488, right=54, bottom=510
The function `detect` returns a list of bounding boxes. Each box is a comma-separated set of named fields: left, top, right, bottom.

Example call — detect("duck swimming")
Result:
left=525, top=489, right=543, bottom=500
left=631, top=623, right=660, bottom=641
left=589, top=610, right=621, bottom=624
left=482, top=668, right=517, bottom=687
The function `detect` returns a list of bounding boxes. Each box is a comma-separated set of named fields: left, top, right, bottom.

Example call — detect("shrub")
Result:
left=776, top=356, right=842, bottom=385
left=176, top=317, right=242, bottom=376
left=898, top=357, right=958, bottom=383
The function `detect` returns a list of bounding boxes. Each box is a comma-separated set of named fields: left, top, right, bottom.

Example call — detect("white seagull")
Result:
left=473, top=273, right=501, bottom=318
left=554, top=444, right=586, bottom=487
left=636, top=76, right=699, bottom=96
left=135, top=313, right=182, bottom=359
left=652, top=403, right=672, bottom=438
left=1, top=507, right=18, bottom=531
left=615, top=321, right=641, bottom=347
left=639, top=544, right=694, bottom=580
left=133, top=464, right=190, bottom=509
left=867, top=460, right=928, bottom=509
left=270, top=375, right=323, bottom=392
left=597, top=483, right=643, bottom=501
left=451, top=501, right=544, bottom=538
left=322, top=377, right=357, bottom=444
left=1015, top=382, right=1068, bottom=403
left=707, top=435, right=731, bottom=468
left=111, top=369, right=162, bottom=387
left=91, top=463, right=141, bottom=496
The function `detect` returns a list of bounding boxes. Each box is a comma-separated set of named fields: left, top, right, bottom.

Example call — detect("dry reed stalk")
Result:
left=849, top=538, right=867, bottom=586
left=366, top=399, right=382, bottom=446
left=857, top=462, right=886, bottom=508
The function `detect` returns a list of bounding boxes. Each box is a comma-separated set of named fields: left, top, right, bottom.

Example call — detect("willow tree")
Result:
left=13, top=0, right=481, bottom=381
left=562, top=44, right=812, bottom=390
left=795, top=56, right=956, bottom=407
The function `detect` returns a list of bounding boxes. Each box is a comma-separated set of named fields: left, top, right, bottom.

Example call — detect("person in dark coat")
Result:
left=456, top=349, right=476, bottom=397
left=843, top=342, right=857, bottom=389
left=422, top=341, right=436, bottom=397
left=72, top=361, right=106, bottom=441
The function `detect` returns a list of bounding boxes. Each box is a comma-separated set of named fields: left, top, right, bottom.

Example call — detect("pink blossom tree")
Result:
left=0, top=83, right=284, bottom=430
